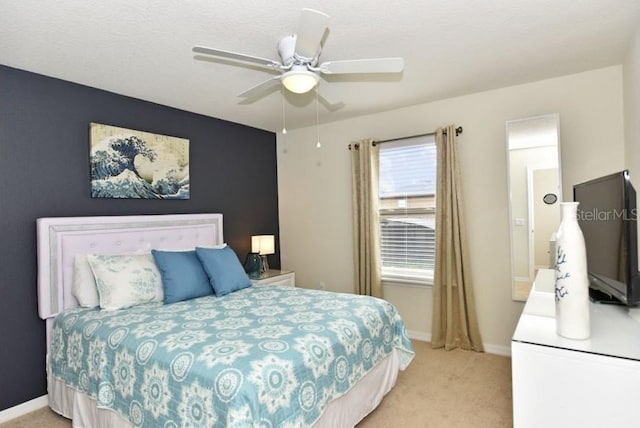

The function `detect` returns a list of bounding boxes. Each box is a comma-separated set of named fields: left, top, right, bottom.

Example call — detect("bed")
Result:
left=37, top=213, right=414, bottom=427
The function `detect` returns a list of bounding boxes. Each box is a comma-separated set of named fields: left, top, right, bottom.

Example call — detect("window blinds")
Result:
left=378, top=136, right=436, bottom=284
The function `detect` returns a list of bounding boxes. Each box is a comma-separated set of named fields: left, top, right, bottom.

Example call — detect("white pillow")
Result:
left=208, top=243, right=227, bottom=249
left=87, top=253, right=164, bottom=311
left=153, top=243, right=227, bottom=251
left=72, top=254, right=100, bottom=307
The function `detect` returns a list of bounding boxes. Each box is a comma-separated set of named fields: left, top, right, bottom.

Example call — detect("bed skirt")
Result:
left=49, top=348, right=401, bottom=427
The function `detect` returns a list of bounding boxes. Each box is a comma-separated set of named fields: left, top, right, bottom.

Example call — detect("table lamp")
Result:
left=251, top=235, right=275, bottom=273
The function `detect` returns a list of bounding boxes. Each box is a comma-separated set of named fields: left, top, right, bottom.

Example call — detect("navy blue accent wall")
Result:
left=0, top=65, right=280, bottom=410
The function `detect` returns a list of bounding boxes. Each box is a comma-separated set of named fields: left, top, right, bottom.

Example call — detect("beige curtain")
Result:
left=350, top=139, right=382, bottom=297
left=432, top=125, right=484, bottom=351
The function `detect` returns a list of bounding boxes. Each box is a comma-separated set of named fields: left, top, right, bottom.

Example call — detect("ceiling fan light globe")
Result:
left=281, top=69, right=319, bottom=94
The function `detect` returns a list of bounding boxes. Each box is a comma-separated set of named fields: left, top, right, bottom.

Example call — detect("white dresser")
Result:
left=512, top=269, right=640, bottom=428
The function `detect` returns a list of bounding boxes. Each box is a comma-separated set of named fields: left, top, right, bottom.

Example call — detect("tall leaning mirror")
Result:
left=506, top=113, right=561, bottom=301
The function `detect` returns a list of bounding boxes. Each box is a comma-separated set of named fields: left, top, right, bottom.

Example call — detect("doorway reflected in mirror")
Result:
left=506, top=114, right=561, bottom=301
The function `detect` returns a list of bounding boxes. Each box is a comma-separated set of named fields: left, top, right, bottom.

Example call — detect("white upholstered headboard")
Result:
left=37, top=213, right=223, bottom=349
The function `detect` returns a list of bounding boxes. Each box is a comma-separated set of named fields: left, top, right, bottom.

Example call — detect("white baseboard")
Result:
left=406, top=329, right=432, bottom=342
left=406, top=329, right=511, bottom=357
left=483, top=343, right=512, bottom=357
left=0, top=395, right=48, bottom=423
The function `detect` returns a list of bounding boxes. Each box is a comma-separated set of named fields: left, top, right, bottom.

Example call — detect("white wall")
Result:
left=624, top=23, right=640, bottom=268
left=624, top=24, right=640, bottom=182
left=277, top=66, right=625, bottom=352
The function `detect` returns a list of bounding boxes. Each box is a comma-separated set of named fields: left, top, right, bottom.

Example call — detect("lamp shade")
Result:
left=251, top=235, right=275, bottom=255
left=281, top=68, right=319, bottom=94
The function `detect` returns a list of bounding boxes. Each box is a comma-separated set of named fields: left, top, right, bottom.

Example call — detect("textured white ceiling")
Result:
left=2, top=1, right=639, bottom=132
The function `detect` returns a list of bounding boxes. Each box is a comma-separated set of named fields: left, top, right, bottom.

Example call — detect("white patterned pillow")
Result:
left=87, top=254, right=164, bottom=310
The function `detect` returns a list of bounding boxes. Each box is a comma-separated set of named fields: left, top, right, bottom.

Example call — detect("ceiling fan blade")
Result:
left=294, top=8, right=330, bottom=60
left=317, top=90, right=345, bottom=112
left=316, top=78, right=343, bottom=109
left=193, top=45, right=281, bottom=70
left=319, top=58, right=404, bottom=75
left=237, top=76, right=282, bottom=98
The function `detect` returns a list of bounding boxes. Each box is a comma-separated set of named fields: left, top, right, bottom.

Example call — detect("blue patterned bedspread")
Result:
left=49, top=286, right=414, bottom=427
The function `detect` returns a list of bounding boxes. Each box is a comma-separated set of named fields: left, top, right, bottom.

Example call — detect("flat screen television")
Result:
left=573, top=170, right=640, bottom=306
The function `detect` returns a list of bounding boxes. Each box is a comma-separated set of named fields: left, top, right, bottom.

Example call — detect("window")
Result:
left=378, top=134, right=436, bottom=285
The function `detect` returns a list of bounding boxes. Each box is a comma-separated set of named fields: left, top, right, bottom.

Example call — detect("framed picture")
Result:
left=89, top=123, right=190, bottom=199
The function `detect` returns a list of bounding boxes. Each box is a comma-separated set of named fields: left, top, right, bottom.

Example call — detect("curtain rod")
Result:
left=376, top=126, right=463, bottom=145
left=348, top=126, right=463, bottom=150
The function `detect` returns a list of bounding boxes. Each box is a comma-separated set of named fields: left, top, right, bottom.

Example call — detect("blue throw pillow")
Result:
left=195, top=246, right=252, bottom=296
left=151, top=250, right=213, bottom=304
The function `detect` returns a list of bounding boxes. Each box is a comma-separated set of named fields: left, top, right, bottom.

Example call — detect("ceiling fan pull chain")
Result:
left=316, top=86, right=321, bottom=148
left=281, top=87, right=287, bottom=135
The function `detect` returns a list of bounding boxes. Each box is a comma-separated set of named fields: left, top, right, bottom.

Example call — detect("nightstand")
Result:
left=249, top=269, right=295, bottom=287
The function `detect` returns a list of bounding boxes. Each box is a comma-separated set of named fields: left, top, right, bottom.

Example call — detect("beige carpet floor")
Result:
left=358, top=341, right=513, bottom=427
left=1, top=340, right=512, bottom=428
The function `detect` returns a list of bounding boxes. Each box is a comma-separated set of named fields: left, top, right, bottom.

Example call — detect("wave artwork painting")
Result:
left=90, top=123, right=190, bottom=199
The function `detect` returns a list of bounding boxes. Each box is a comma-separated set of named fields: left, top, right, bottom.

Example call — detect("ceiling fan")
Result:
left=192, top=8, right=404, bottom=100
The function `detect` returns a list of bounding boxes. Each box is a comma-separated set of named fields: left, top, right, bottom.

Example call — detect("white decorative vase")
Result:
left=554, top=202, right=590, bottom=339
